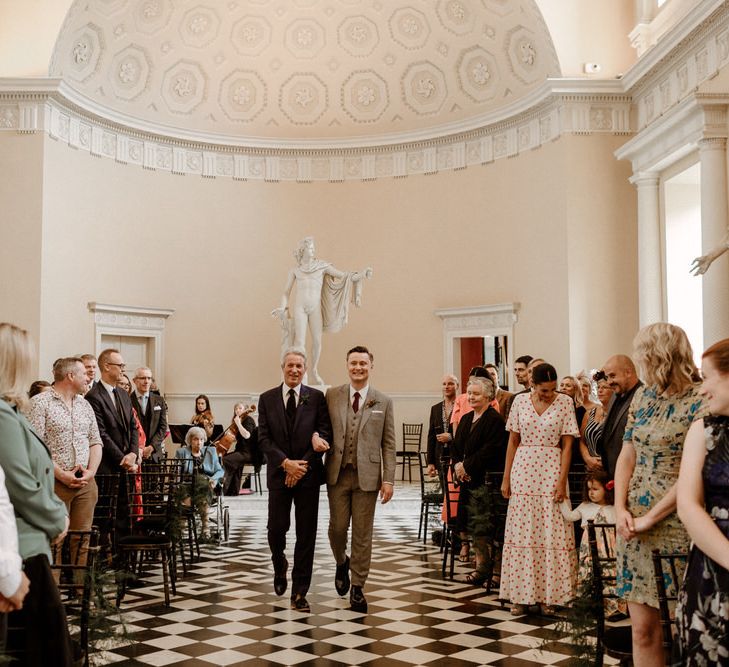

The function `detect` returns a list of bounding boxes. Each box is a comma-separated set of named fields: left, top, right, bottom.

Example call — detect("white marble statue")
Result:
left=691, top=228, right=729, bottom=275
left=272, top=237, right=372, bottom=385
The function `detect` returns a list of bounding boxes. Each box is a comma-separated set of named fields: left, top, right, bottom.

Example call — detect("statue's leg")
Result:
left=309, top=309, right=324, bottom=385
left=292, top=310, right=307, bottom=349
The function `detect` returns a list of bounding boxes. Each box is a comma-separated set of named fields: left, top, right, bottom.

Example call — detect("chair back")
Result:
left=651, top=549, right=688, bottom=664
left=418, top=451, right=443, bottom=501
left=92, top=473, right=120, bottom=527
left=568, top=470, right=587, bottom=510
left=124, top=464, right=179, bottom=535
left=401, top=423, right=423, bottom=452
left=483, top=471, right=508, bottom=542
left=50, top=528, right=100, bottom=665
left=440, top=458, right=458, bottom=526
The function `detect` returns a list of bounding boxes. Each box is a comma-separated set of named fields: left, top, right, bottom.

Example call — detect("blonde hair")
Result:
left=560, top=375, right=583, bottom=407
left=0, top=323, right=35, bottom=411
left=633, top=322, right=697, bottom=395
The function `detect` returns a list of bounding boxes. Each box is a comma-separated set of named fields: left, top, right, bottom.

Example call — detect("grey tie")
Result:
left=140, top=394, right=148, bottom=415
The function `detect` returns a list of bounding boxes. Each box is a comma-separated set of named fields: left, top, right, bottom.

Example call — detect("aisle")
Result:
left=95, top=483, right=612, bottom=666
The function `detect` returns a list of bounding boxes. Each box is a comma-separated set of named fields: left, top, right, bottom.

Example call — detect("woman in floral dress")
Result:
left=615, top=323, right=706, bottom=667
left=676, top=338, right=729, bottom=665
left=500, top=363, right=578, bottom=616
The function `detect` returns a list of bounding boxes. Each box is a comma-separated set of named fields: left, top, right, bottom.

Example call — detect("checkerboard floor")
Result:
left=94, top=482, right=619, bottom=666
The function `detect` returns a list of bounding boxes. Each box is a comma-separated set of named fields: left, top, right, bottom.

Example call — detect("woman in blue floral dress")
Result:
left=676, top=338, right=729, bottom=665
left=614, top=323, right=707, bottom=667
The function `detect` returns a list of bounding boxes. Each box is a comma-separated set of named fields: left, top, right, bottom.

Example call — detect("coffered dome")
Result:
left=49, top=0, right=561, bottom=143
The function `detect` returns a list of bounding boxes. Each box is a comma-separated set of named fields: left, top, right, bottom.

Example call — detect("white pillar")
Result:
left=699, top=137, right=729, bottom=347
left=632, top=171, right=662, bottom=326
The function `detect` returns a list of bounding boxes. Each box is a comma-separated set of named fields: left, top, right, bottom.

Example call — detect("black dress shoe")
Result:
left=290, top=594, right=310, bottom=612
left=350, top=585, right=367, bottom=613
left=335, top=556, right=350, bottom=596
left=273, top=558, right=288, bottom=596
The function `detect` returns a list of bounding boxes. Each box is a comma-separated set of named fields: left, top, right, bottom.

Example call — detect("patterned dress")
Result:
left=582, top=407, right=603, bottom=458
left=616, top=384, right=706, bottom=607
left=675, top=416, right=729, bottom=665
left=499, top=392, right=579, bottom=606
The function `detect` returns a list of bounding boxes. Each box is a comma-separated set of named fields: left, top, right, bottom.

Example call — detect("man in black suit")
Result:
left=131, top=366, right=168, bottom=463
left=597, top=354, right=642, bottom=479
left=258, top=348, right=332, bottom=612
left=426, top=374, right=458, bottom=477
left=85, top=349, right=139, bottom=538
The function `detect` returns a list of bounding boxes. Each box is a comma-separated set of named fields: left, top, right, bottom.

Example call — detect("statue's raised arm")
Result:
left=272, top=237, right=371, bottom=385
left=691, top=228, right=729, bottom=276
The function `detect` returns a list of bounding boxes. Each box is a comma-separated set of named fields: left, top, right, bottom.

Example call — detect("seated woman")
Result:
left=221, top=403, right=261, bottom=496
left=174, top=427, right=224, bottom=537
left=191, top=394, right=214, bottom=439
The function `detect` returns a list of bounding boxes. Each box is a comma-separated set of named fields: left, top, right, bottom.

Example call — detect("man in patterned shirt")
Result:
left=28, top=357, right=102, bottom=546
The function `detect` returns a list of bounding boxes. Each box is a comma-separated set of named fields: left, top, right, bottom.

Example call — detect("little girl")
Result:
left=561, top=472, right=625, bottom=617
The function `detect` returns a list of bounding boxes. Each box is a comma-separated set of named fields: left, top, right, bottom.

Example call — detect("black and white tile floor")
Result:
left=95, top=483, right=619, bottom=666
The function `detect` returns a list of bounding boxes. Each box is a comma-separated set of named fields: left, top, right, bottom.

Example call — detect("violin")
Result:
left=213, top=405, right=256, bottom=456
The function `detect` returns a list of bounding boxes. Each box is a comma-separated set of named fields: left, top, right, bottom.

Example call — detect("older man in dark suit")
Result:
left=258, top=348, right=332, bottom=613
left=85, top=349, right=139, bottom=539
left=131, top=366, right=168, bottom=462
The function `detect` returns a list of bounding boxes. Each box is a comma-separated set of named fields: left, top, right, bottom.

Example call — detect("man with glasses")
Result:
left=85, top=349, right=139, bottom=538
left=131, top=366, right=168, bottom=462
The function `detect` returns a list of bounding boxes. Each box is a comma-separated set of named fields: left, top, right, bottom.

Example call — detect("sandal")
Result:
left=510, top=604, right=528, bottom=616
left=541, top=605, right=557, bottom=616
left=465, top=569, right=488, bottom=586
left=458, top=541, right=471, bottom=563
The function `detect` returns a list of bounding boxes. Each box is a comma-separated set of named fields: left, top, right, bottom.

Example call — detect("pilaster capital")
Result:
left=699, top=136, right=727, bottom=152
left=630, top=171, right=660, bottom=188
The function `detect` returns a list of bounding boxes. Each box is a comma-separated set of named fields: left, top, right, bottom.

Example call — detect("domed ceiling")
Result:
left=50, top=0, right=561, bottom=142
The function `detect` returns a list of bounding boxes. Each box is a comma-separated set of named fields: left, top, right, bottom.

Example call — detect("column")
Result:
left=699, top=137, right=729, bottom=347
left=632, top=171, right=662, bottom=327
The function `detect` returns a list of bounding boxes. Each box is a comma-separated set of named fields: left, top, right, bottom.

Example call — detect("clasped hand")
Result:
left=616, top=508, right=652, bottom=540
left=283, top=459, right=308, bottom=488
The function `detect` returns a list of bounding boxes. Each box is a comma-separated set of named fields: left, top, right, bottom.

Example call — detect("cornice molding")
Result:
left=0, top=78, right=631, bottom=182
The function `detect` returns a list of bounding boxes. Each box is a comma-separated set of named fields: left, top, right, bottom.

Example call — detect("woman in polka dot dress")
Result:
left=500, top=362, right=579, bottom=615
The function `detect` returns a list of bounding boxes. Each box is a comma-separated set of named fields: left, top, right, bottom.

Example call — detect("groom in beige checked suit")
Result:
left=325, top=345, right=396, bottom=613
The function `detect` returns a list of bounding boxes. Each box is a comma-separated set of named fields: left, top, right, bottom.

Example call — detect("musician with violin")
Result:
left=217, top=402, right=260, bottom=496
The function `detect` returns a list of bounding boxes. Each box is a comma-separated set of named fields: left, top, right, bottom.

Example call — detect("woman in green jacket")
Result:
left=0, top=322, right=72, bottom=665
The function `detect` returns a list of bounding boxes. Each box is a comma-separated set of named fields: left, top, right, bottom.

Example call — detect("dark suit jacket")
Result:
left=131, top=392, right=168, bottom=462
left=85, top=381, right=139, bottom=473
left=257, top=384, right=332, bottom=490
left=427, top=401, right=453, bottom=466
left=598, top=381, right=642, bottom=478
left=450, top=407, right=507, bottom=487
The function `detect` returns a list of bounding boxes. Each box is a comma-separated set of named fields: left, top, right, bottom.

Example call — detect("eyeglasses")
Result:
left=136, top=377, right=152, bottom=381
left=107, top=362, right=126, bottom=369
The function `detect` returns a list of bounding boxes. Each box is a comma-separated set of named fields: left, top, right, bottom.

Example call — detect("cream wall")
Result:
left=0, top=132, right=44, bottom=341
left=539, top=0, right=637, bottom=78
left=563, top=134, right=639, bottom=372
left=25, top=129, right=636, bottom=401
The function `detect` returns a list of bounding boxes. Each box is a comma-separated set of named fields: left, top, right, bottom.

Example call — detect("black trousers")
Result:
left=267, top=484, right=320, bottom=596
left=6, top=553, right=73, bottom=666
left=222, top=450, right=252, bottom=496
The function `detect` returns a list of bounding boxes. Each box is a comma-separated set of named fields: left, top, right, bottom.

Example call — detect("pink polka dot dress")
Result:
left=499, top=392, right=579, bottom=606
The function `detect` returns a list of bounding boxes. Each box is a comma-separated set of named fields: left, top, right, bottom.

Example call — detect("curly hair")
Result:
left=584, top=470, right=614, bottom=505
left=633, top=322, right=698, bottom=395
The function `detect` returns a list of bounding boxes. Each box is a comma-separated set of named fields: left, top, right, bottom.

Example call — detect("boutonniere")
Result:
left=300, top=393, right=310, bottom=406
left=365, top=398, right=378, bottom=409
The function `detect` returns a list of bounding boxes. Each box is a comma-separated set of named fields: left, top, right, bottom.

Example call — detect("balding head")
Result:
left=602, top=355, right=639, bottom=395
left=441, top=374, right=458, bottom=400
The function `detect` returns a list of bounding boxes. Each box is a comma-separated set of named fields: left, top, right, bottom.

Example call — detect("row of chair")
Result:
left=423, top=461, right=686, bottom=664
left=588, top=520, right=686, bottom=665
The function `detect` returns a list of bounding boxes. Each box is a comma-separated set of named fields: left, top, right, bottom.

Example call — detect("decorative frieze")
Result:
left=0, top=80, right=630, bottom=182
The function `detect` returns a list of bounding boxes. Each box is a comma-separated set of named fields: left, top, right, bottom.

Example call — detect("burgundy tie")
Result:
left=352, top=391, right=360, bottom=414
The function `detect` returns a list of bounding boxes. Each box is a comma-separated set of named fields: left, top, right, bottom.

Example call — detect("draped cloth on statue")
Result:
left=321, top=271, right=362, bottom=333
